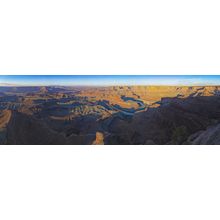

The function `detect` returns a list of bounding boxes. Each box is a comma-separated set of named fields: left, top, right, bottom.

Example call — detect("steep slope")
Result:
left=0, top=110, right=11, bottom=127
left=78, top=85, right=220, bottom=106
left=104, top=96, right=220, bottom=144
left=187, top=123, right=220, bottom=144
left=6, top=111, right=96, bottom=145
left=0, top=110, right=12, bottom=144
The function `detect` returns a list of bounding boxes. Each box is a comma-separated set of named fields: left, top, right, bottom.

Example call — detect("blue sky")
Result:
left=0, top=75, right=220, bottom=86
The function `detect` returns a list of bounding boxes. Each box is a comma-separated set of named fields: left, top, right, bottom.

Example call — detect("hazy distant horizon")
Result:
left=1, top=75, right=220, bottom=86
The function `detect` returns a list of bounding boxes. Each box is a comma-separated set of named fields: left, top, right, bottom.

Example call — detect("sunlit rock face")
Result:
left=92, top=132, right=104, bottom=145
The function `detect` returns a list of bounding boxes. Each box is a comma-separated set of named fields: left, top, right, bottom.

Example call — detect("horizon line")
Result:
left=2, top=84, right=220, bottom=87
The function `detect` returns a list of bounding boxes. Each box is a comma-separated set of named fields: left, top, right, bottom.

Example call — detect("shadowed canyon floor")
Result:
left=1, top=85, right=220, bottom=144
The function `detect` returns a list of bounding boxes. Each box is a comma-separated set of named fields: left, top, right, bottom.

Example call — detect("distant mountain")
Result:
left=0, top=83, right=18, bottom=86
left=39, top=86, right=48, bottom=93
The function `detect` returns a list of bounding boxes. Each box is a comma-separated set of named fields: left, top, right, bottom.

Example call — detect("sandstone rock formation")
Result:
left=92, top=132, right=104, bottom=145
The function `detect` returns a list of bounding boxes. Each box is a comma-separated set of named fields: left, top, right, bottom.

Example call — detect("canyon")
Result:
left=1, top=85, right=220, bottom=144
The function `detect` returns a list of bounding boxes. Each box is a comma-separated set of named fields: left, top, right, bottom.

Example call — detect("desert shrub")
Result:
left=172, top=125, right=188, bottom=144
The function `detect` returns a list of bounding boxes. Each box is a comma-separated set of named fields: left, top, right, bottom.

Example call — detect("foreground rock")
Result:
left=92, top=132, right=104, bottom=145
left=187, top=124, right=220, bottom=144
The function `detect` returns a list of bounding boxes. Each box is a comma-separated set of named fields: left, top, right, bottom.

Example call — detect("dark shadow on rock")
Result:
left=103, top=95, right=220, bottom=144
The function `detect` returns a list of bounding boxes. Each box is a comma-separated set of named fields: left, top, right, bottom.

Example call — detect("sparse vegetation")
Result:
left=172, top=125, right=188, bottom=144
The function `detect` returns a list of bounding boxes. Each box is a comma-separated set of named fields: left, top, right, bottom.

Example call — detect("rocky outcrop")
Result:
left=0, top=110, right=11, bottom=128
left=39, top=86, right=48, bottom=93
left=187, top=124, right=220, bottom=144
left=78, top=85, right=220, bottom=106
left=0, top=110, right=12, bottom=144
left=104, top=95, right=220, bottom=144
left=92, top=132, right=104, bottom=145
